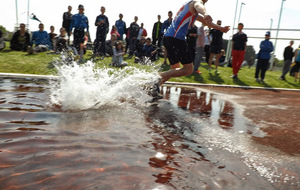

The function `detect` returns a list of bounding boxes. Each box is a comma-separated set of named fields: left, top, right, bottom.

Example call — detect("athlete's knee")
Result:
left=184, top=64, right=193, bottom=75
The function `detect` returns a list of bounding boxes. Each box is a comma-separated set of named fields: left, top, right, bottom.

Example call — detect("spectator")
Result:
left=111, top=40, right=127, bottom=67
left=279, top=40, right=294, bottom=80
left=49, top=25, right=57, bottom=50
left=134, top=36, right=146, bottom=59
left=255, top=31, right=274, bottom=83
left=161, top=11, right=173, bottom=35
left=293, top=45, right=300, bottom=82
left=204, top=28, right=211, bottom=63
left=152, top=15, right=162, bottom=48
left=137, top=23, right=147, bottom=42
left=110, top=25, right=120, bottom=38
left=94, top=6, right=109, bottom=57
left=161, top=11, right=173, bottom=65
left=10, top=23, right=30, bottom=51
left=142, top=37, right=158, bottom=62
left=62, top=5, right=73, bottom=45
left=208, top=20, right=224, bottom=75
left=54, top=27, right=68, bottom=52
left=31, top=23, right=52, bottom=52
left=69, top=4, right=89, bottom=60
left=231, top=22, right=247, bottom=79
left=218, top=49, right=227, bottom=66
left=194, top=24, right=205, bottom=74
left=115, top=13, right=126, bottom=41
left=186, top=23, right=198, bottom=64
left=105, top=33, right=118, bottom=56
left=128, top=16, right=139, bottom=58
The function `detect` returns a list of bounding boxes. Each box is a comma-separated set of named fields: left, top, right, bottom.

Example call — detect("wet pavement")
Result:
left=0, top=77, right=300, bottom=190
left=195, top=85, right=300, bottom=156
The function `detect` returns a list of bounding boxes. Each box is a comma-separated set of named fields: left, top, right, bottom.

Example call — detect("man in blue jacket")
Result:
left=69, top=4, right=89, bottom=59
left=115, top=13, right=126, bottom=41
left=31, top=23, right=52, bottom=51
left=255, top=31, right=274, bottom=83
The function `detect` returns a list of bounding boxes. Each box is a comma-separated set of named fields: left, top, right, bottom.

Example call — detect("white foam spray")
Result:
left=49, top=61, right=161, bottom=111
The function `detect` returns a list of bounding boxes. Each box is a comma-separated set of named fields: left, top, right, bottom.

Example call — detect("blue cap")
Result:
left=265, top=31, right=271, bottom=36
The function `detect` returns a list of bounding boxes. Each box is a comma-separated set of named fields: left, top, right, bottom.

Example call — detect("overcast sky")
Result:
left=1, top=0, right=300, bottom=59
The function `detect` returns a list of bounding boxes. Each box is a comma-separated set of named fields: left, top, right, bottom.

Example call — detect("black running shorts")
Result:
left=210, top=44, right=223, bottom=54
left=163, top=37, right=192, bottom=65
left=74, top=29, right=85, bottom=45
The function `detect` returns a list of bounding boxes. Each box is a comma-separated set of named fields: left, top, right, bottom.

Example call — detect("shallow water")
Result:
left=0, top=65, right=299, bottom=189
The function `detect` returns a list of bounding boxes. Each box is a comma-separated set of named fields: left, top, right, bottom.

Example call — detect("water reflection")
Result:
left=0, top=78, right=299, bottom=189
left=162, top=86, right=235, bottom=129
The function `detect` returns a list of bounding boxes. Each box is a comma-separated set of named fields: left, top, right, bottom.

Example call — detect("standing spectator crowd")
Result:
left=4, top=3, right=300, bottom=83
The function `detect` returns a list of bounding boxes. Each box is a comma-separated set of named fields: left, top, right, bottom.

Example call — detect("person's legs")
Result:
left=79, top=43, right=84, bottom=58
left=152, top=37, right=157, bottom=46
left=231, top=50, right=238, bottom=75
left=281, top=60, right=292, bottom=79
left=194, top=46, right=204, bottom=72
left=93, top=38, right=99, bottom=55
left=160, top=63, right=193, bottom=84
left=194, top=47, right=201, bottom=71
left=260, top=59, right=269, bottom=81
left=214, top=53, right=221, bottom=72
left=157, top=37, right=162, bottom=48
left=204, top=45, right=210, bottom=63
left=255, top=59, right=262, bottom=80
left=73, top=29, right=82, bottom=54
left=294, top=62, right=300, bottom=82
left=163, top=46, right=168, bottom=64
left=233, top=50, right=245, bottom=76
left=208, top=53, right=215, bottom=71
left=100, top=35, right=106, bottom=56
left=129, top=38, right=137, bottom=57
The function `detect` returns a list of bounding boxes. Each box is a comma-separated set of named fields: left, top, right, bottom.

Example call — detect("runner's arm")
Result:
left=196, top=15, right=230, bottom=33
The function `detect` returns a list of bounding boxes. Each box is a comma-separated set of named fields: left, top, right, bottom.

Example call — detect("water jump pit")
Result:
left=0, top=63, right=299, bottom=190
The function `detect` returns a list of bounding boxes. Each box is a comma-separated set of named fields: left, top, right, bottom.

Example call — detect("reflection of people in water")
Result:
left=160, top=86, right=171, bottom=100
left=218, top=101, right=234, bottom=128
left=145, top=98, right=207, bottom=186
left=176, top=88, right=213, bottom=117
left=145, top=103, right=183, bottom=185
left=177, top=88, right=195, bottom=109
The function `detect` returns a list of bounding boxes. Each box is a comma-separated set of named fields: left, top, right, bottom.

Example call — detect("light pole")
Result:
left=15, top=0, right=19, bottom=29
left=270, top=18, right=273, bottom=31
left=27, top=0, right=30, bottom=28
left=274, top=0, right=286, bottom=54
left=232, top=0, right=239, bottom=35
left=271, top=0, right=286, bottom=69
left=238, top=2, right=246, bottom=24
left=225, top=0, right=239, bottom=62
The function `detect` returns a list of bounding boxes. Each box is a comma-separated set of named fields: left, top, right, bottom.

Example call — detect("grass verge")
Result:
left=0, top=43, right=299, bottom=89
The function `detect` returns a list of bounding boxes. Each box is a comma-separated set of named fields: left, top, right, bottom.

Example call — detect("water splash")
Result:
left=49, top=61, right=161, bottom=111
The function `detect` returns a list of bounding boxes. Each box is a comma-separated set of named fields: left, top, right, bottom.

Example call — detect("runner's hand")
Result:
left=222, top=26, right=230, bottom=33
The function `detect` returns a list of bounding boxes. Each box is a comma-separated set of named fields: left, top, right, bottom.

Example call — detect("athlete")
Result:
left=160, top=0, right=230, bottom=84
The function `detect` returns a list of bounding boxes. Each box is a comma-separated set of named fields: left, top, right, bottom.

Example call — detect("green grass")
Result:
left=1, top=42, right=299, bottom=89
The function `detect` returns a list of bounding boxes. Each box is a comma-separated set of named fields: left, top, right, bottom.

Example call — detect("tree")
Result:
left=0, top=25, right=13, bottom=40
left=244, top=45, right=256, bottom=67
